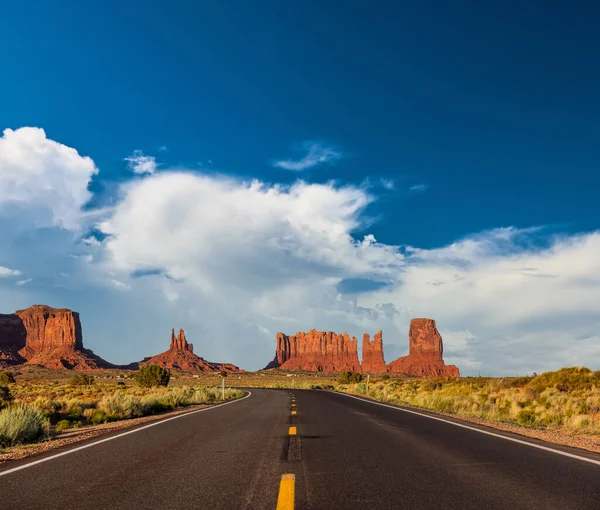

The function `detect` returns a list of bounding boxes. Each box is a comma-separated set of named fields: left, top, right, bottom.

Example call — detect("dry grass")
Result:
left=0, top=367, right=244, bottom=449
left=339, top=367, right=600, bottom=435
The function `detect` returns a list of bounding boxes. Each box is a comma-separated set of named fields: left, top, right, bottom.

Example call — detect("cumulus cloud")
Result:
left=125, top=150, right=157, bottom=175
left=98, top=173, right=401, bottom=288
left=0, top=127, right=98, bottom=230
left=409, top=184, right=428, bottom=192
left=0, top=266, right=21, bottom=278
left=274, top=142, right=341, bottom=171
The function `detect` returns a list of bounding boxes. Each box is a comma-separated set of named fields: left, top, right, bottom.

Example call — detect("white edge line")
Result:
left=335, top=391, right=600, bottom=467
left=0, top=390, right=252, bottom=477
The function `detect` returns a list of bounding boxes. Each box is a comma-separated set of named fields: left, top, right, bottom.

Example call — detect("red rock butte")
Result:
left=265, top=319, right=460, bottom=377
left=362, top=331, right=387, bottom=373
left=0, top=305, right=110, bottom=370
left=140, top=328, right=240, bottom=373
left=266, top=330, right=361, bottom=372
left=387, top=319, right=460, bottom=377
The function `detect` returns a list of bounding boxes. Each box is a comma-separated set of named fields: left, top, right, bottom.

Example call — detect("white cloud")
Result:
left=0, top=266, right=21, bottom=278
left=409, top=184, right=428, bottom=192
left=380, top=178, right=395, bottom=190
left=0, top=127, right=98, bottom=230
left=82, top=236, right=102, bottom=246
left=16, top=278, right=32, bottom=286
left=274, top=142, right=341, bottom=171
left=125, top=150, right=157, bottom=175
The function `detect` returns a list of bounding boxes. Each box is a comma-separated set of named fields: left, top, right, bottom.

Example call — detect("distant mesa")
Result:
left=0, top=305, right=111, bottom=370
left=0, top=305, right=240, bottom=372
left=265, top=330, right=361, bottom=372
left=387, top=319, right=459, bottom=377
left=139, top=328, right=240, bottom=373
left=265, top=318, right=460, bottom=377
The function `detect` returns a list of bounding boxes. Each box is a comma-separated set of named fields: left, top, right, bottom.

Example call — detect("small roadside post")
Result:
left=220, top=371, right=227, bottom=400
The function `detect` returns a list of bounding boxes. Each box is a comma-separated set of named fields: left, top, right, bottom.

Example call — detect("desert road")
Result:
left=1, top=389, right=600, bottom=509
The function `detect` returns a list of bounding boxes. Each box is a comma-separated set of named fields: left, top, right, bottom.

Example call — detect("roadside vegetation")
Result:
left=0, top=365, right=244, bottom=449
left=338, top=367, right=600, bottom=435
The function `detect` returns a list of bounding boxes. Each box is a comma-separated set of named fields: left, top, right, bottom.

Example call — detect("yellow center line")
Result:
left=291, top=410, right=297, bottom=415
left=276, top=474, right=295, bottom=510
left=289, top=426, right=297, bottom=435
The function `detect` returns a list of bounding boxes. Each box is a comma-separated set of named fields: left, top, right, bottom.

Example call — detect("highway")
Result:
left=1, top=388, right=600, bottom=509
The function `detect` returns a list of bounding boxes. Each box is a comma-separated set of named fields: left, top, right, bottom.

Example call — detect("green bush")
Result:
left=517, top=410, right=537, bottom=427
left=69, top=373, right=95, bottom=387
left=0, top=386, right=12, bottom=408
left=98, top=391, right=145, bottom=419
left=0, top=404, right=49, bottom=447
left=527, top=367, right=600, bottom=395
left=0, top=371, right=15, bottom=385
left=135, top=365, right=171, bottom=388
left=338, top=370, right=363, bottom=384
left=56, top=419, right=71, bottom=431
left=381, top=374, right=390, bottom=381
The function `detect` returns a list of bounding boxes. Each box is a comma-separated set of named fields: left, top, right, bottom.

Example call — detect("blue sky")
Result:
left=1, top=2, right=599, bottom=374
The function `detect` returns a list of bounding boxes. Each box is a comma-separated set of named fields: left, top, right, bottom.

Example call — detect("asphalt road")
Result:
left=1, top=388, right=600, bottom=509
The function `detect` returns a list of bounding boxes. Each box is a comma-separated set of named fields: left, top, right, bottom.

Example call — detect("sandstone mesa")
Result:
left=266, top=318, right=460, bottom=377
left=0, top=305, right=110, bottom=370
left=265, top=330, right=362, bottom=372
left=0, top=305, right=239, bottom=372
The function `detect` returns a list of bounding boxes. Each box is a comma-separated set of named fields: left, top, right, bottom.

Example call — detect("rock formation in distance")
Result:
left=265, top=330, right=362, bottom=372
left=361, top=331, right=387, bottom=373
left=387, top=318, right=459, bottom=377
left=0, top=305, right=110, bottom=370
left=266, top=320, right=460, bottom=377
left=140, top=328, right=240, bottom=372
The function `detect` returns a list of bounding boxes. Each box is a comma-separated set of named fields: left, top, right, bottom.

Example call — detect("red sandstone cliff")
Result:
left=387, top=318, right=459, bottom=377
left=0, top=305, right=110, bottom=370
left=140, top=329, right=240, bottom=372
left=265, top=330, right=362, bottom=372
left=361, top=330, right=387, bottom=373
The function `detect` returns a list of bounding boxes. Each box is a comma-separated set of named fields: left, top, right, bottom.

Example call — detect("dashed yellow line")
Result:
left=291, top=410, right=297, bottom=415
left=276, top=474, right=295, bottom=510
left=289, top=426, right=297, bottom=435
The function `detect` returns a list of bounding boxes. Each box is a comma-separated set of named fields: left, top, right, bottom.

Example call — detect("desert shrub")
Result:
left=0, top=404, right=49, bottom=446
left=527, top=367, right=600, bottom=395
left=0, top=386, right=12, bottom=408
left=0, top=371, right=15, bottom=385
left=517, top=409, right=537, bottom=427
left=339, top=370, right=363, bottom=384
left=381, top=374, right=390, bottom=381
left=69, top=373, right=95, bottom=387
left=83, top=408, right=108, bottom=425
left=135, top=365, right=170, bottom=388
left=56, top=419, right=71, bottom=431
left=116, top=381, right=126, bottom=386
left=98, top=391, right=145, bottom=420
